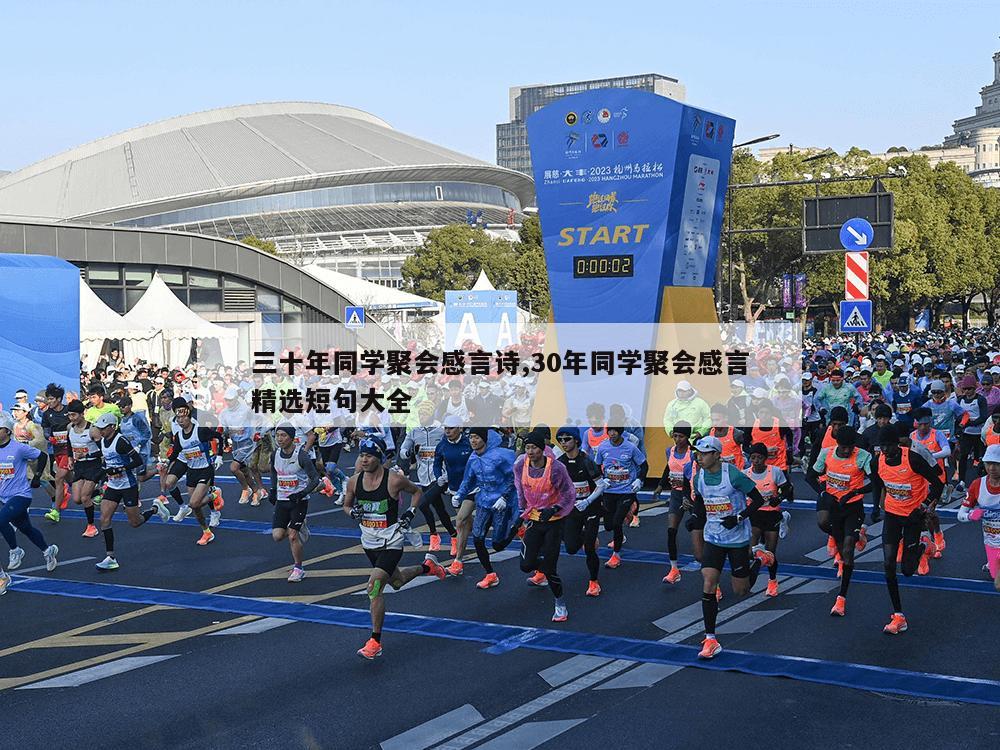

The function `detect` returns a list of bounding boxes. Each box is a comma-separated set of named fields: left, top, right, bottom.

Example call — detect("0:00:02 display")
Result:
left=573, top=254, right=634, bottom=278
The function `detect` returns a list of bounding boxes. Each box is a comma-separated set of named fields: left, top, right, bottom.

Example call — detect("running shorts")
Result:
left=185, top=466, right=214, bottom=488
left=73, top=459, right=103, bottom=484
left=749, top=509, right=781, bottom=533
left=702, top=541, right=751, bottom=577
left=103, top=486, right=140, bottom=508
left=272, top=499, right=309, bottom=531
left=365, top=547, right=404, bottom=575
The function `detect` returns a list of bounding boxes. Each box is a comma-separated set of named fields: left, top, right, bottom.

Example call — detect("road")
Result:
left=3, top=468, right=998, bottom=750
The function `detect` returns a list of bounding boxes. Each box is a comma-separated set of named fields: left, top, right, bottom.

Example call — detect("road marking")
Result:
left=717, top=609, right=793, bottom=634
left=14, top=556, right=94, bottom=574
left=209, top=617, right=294, bottom=636
left=307, top=508, right=342, bottom=517
left=17, top=655, right=179, bottom=689
left=381, top=704, right=485, bottom=750
left=472, top=719, right=586, bottom=750
left=538, top=655, right=611, bottom=687
left=785, top=578, right=840, bottom=594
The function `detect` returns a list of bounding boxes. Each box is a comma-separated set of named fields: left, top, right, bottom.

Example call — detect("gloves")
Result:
left=213, top=455, right=223, bottom=470
left=574, top=497, right=590, bottom=512
left=349, top=504, right=364, bottom=521
left=970, top=507, right=984, bottom=522
left=437, top=474, right=448, bottom=487
left=768, top=494, right=781, bottom=507
left=399, top=446, right=410, bottom=460
left=452, top=494, right=461, bottom=509
left=538, top=506, right=557, bottom=522
left=630, top=479, right=643, bottom=493
left=720, top=515, right=739, bottom=529
left=957, top=504, right=971, bottom=522
left=492, top=497, right=507, bottom=512
left=399, top=507, right=416, bottom=530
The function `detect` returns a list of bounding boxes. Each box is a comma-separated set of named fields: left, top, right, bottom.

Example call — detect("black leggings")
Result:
left=603, top=493, right=636, bottom=553
left=418, top=482, right=457, bottom=536
left=520, top=517, right=565, bottom=598
left=882, top=510, right=925, bottom=612
left=957, top=433, right=983, bottom=485
left=563, top=507, right=601, bottom=581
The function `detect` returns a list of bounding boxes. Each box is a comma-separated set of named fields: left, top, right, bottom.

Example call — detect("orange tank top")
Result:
left=666, top=446, right=694, bottom=491
left=823, top=447, right=866, bottom=502
left=985, top=427, right=1000, bottom=448
left=878, top=447, right=928, bottom=516
left=711, top=427, right=745, bottom=469
left=745, top=464, right=779, bottom=509
left=751, top=419, right=787, bottom=470
left=521, top=456, right=557, bottom=521
left=910, top=428, right=946, bottom=477
left=586, top=427, right=608, bottom=452
left=821, top=425, right=837, bottom=450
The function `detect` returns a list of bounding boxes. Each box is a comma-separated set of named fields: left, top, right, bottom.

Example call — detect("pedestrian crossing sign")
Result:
left=839, top=299, right=872, bottom=333
left=345, top=306, right=365, bottom=329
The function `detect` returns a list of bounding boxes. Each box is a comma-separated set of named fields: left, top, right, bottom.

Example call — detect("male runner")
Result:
left=399, top=402, right=457, bottom=552
left=910, top=407, right=951, bottom=557
left=41, top=383, right=72, bottom=521
left=435, top=416, right=475, bottom=575
left=555, top=425, right=607, bottom=596
left=594, top=425, right=647, bottom=569
left=270, top=423, right=321, bottom=581
left=163, top=398, right=222, bottom=544
left=745, top=441, right=794, bottom=596
left=653, top=422, right=697, bottom=584
left=218, top=386, right=260, bottom=504
left=92, top=412, right=169, bottom=570
left=691, top=436, right=770, bottom=659
left=344, top=437, right=445, bottom=659
left=66, top=400, right=103, bottom=537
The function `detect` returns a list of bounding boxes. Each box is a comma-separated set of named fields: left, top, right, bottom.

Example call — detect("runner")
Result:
left=582, top=402, right=609, bottom=457
left=11, top=402, right=59, bottom=522
left=92, top=412, right=170, bottom=571
left=957, top=442, right=1000, bottom=591
left=163, top=398, right=222, bottom=544
left=555, top=425, right=607, bottom=596
left=513, top=429, right=576, bottom=621
left=270, top=423, right=321, bottom=581
left=40, top=383, right=72, bottom=521
left=343, top=437, right=445, bottom=659
left=247, top=416, right=274, bottom=507
left=435, top=415, right=475, bottom=576
left=811, top=426, right=872, bottom=615
left=690, top=436, right=770, bottom=659
left=745, top=441, right=794, bottom=596
left=709, top=405, right=746, bottom=469
left=653, top=423, right=697, bottom=584
left=84, top=383, right=122, bottom=425
left=955, top=375, right=988, bottom=496
left=909, top=407, right=951, bottom=557
left=0, top=412, right=59, bottom=576
left=873, top=424, right=944, bottom=633
left=117, top=395, right=154, bottom=481
left=66, top=400, right=102, bottom=537
left=594, top=424, right=647, bottom=568
left=399, top=402, right=457, bottom=552
left=451, top=427, right=517, bottom=589
left=218, top=386, right=260, bottom=504
left=152, top=389, right=186, bottom=511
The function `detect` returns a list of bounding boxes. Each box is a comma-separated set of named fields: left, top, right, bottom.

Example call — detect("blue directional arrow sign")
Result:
left=344, top=306, right=365, bottom=329
left=840, top=299, right=872, bottom=333
left=840, top=217, right=874, bottom=251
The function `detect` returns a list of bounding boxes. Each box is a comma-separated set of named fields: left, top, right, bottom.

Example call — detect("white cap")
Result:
left=442, top=415, right=462, bottom=428
left=892, top=359, right=904, bottom=367
left=991, top=366, right=1000, bottom=375
left=154, top=376, right=165, bottom=384
left=93, top=412, right=118, bottom=429
left=752, top=387, right=769, bottom=399
left=0, top=413, right=13, bottom=431
left=731, top=379, right=745, bottom=388
left=694, top=436, right=723, bottom=453
left=984, top=444, right=1000, bottom=464
left=676, top=379, right=693, bottom=391
left=802, top=372, right=813, bottom=381
left=224, top=385, right=240, bottom=400
left=128, top=381, right=141, bottom=390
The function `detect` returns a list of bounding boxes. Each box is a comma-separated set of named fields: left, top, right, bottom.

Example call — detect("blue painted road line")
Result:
left=10, top=575, right=1000, bottom=706
left=31, top=508, right=995, bottom=595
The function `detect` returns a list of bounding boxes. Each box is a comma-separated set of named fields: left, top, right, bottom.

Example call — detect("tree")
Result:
left=234, top=235, right=278, bottom=256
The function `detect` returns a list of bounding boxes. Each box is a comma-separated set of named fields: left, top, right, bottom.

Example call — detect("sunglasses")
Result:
left=556, top=435, right=575, bottom=442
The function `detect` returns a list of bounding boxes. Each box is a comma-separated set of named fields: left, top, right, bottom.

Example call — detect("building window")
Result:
left=435, top=185, right=444, bottom=201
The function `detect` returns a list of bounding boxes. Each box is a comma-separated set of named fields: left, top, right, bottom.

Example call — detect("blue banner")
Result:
left=445, top=289, right=518, bottom=350
left=526, top=89, right=735, bottom=324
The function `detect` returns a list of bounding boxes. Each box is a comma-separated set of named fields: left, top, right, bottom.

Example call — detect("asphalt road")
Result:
left=3, top=467, right=998, bottom=750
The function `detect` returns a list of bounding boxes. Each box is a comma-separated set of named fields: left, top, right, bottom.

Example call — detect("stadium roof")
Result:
left=0, top=102, right=533, bottom=223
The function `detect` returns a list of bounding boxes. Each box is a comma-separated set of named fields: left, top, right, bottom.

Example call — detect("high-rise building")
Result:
left=496, top=74, right=685, bottom=178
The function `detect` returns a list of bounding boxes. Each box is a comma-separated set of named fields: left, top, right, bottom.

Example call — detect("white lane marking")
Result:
left=209, top=617, right=294, bottom=636
left=14, top=556, right=94, bottom=574
left=538, top=655, right=612, bottom=688
left=381, top=704, right=485, bottom=750
left=307, top=508, right=342, bottom=517
left=17, top=655, right=180, bottom=689
left=474, top=719, right=586, bottom=750
left=716, top=609, right=793, bottom=634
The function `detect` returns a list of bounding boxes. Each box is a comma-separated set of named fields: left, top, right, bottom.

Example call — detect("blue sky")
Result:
left=1, top=1, right=996, bottom=171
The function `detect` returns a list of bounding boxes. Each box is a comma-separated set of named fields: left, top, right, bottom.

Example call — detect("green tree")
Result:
left=234, top=235, right=278, bottom=256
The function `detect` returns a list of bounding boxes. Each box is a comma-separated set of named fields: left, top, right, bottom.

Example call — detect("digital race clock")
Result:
left=572, top=254, right=634, bottom=279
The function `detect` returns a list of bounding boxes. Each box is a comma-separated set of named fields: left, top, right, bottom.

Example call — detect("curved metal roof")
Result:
left=0, top=102, right=533, bottom=222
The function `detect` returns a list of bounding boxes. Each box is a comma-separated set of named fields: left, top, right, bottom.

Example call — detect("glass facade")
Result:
left=118, top=181, right=520, bottom=229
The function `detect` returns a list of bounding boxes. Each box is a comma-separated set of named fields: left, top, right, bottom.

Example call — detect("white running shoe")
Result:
left=208, top=509, right=222, bottom=528
left=8, top=547, right=25, bottom=571
left=0, top=570, right=9, bottom=595
left=152, top=498, right=171, bottom=522
left=779, top=510, right=791, bottom=540
left=287, top=566, right=305, bottom=582
left=173, top=505, right=193, bottom=522
left=552, top=603, right=569, bottom=622
left=334, top=496, right=344, bottom=506
left=43, top=544, right=59, bottom=572
left=406, top=529, right=423, bottom=548
left=95, top=555, right=120, bottom=571
left=298, top=521, right=310, bottom=545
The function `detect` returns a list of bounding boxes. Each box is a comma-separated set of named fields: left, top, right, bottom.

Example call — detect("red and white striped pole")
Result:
left=845, top=251, right=869, bottom=300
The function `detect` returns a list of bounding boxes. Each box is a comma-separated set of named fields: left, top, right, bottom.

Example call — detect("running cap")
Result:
left=417, top=400, right=436, bottom=418
left=959, top=375, right=978, bottom=389
left=128, top=381, right=141, bottom=390
left=0, top=413, right=13, bottom=431
left=930, top=380, right=946, bottom=392
left=802, top=372, right=813, bottom=381
left=897, top=374, right=911, bottom=386
left=275, top=422, right=296, bottom=438
left=441, top=415, right=462, bottom=429
left=731, top=379, right=746, bottom=387
left=10, top=402, right=27, bottom=413
left=693, top=436, right=723, bottom=453
left=985, top=444, right=1000, bottom=464
left=751, top=387, right=769, bottom=399
left=358, top=437, right=386, bottom=459
left=154, top=377, right=165, bottom=384
left=171, top=397, right=190, bottom=411
left=93, top=412, right=118, bottom=429
left=224, top=385, right=240, bottom=400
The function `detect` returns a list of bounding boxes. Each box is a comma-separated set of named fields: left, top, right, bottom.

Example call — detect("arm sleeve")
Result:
left=908, top=450, right=943, bottom=499
left=433, top=443, right=445, bottom=479
left=116, top=437, right=145, bottom=471
left=297, top=450, right=321, bottom=496
left=550, top=459, right=577, bottom=514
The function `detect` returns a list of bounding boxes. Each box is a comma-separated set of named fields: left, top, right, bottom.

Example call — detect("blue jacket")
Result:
left=120, top=410, right=152, bottom=457
left=455, top=430, right=515, bottom=509
left=434, top=432, right=474, bottom=493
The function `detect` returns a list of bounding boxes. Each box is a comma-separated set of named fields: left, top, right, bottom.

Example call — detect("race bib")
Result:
left=277, top=478, right=299, bottom=491
left=704, top=500, right=733, bottom=516
left=607, top=468, right=629, bottom=483
left=574, top=481, right=590, bottom=498
left=884, top=481, right=912, bottom=500
left=418, top=448, right=435, bottom=461
left=182, top=448, right=204, bottom=462
left=897, top=403, right=912, bottom=414
left=669, top=471, right=685, bottom=490
left=767, top=445, right=778, bottom=458
left=53, top=431, right=69, bottom=444
left=826, top=471, right=850, bottom=492
left=72, top=445, right=92, bottom=459
left=0, top=462, right=13, bottom=478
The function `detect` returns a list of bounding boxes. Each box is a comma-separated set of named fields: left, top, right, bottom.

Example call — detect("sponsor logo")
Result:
left=591, top=133, right=609, bottom=149
left=583, top=110, right=593, bottom=124
left=614, top=107, right=628, bottom=120
left=597, top=108, right=611, bottom=124
left=717, top=123, right=725, bottom=142
left=586, top=191, right=618, bottom=213
left=564, top=131, right=583, bottom=158
left=616, top=130, right=629, bottom=146
left=566, top=131, right=580, bottom=148
left=692, top=114, right=702, bottom=134
left=565, top=111, right=578, bottom=126
left=558, top=224, right=650, bottom=246
left=705, top=120, right=716, bottom=139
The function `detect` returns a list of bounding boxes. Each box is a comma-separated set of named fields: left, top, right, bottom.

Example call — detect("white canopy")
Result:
left=123, top=273, right=237, bottom=367
left=79, top=278, right=162, bottom=368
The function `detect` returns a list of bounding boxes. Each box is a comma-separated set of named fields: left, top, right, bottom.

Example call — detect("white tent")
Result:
left=432, top=270, right=535, bottom=335
left=79, top=278, right=162, bottom=368
left=123, top=273, right=238, bottom=367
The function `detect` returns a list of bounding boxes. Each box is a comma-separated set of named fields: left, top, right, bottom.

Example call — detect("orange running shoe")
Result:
left=933, top=532, right=945, bottom=556
left=586, top=580, right=601, bottom=597
left=197, top=529, right=215, bottom=546
left=698, top=637, right=722, bottom=659
left=917, top=547, right=931, bottom=576
left=357, top=638, right=382, bottom=659
left=60, top=484, right=70, bottom=510
left=766, top=579, right=779, bottom=597
left=716, top=586, right=723, bottom=602
left=211, top=488, right=224, bottom=511
left=883, top=613, right=908, bottom=634
left=855, top=525, right=868, bottom=552
left=527, top=571, right=548, bottom=586
left=827, top=536, right=837, bottom=556
left=447, top=560, right=464, bottom=577
left=516, top=525, right=526, bottom=540
left=836, top=561, right=843, bottom=579
left=605, top=553, right=621, bottom=569
left=663, top=567, right=681, bottom=584
left=82, top=524, right=99, bottom=538
left=422, top=554, right=446, bottom=580
left=754, top=547, right=775, bottom=568
left=428, top=534, right=442, bottom=552
left=896, top=542, right=903, bottom=563
left=450, top=535, right=459, bottom=556
left=319, top=477, right=334, bottom=497
left=830, top=595, right=846, bottom=617
left=476, top=572, right=499, bottom=589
